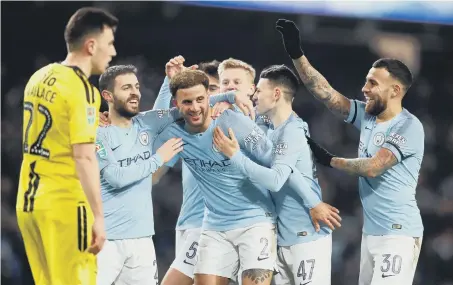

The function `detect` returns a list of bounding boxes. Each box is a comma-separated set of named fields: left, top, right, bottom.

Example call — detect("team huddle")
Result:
left=16, top=7, right=424, bottom=285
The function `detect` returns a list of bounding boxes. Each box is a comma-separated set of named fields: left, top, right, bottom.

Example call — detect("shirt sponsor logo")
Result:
left=184, top=158, right=231, bottom=173
left=118, top=151, right=151, bottom=167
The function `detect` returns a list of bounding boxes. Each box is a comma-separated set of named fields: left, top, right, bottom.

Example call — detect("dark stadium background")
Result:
left=2, top=2, right=452, bottom=284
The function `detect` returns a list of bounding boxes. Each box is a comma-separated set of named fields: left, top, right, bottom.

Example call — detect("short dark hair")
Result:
left=170, top=70, right=209, bottom=97
left=65, top=7, right=118, bottom=51
left=198, top=60, right=220, bottom=80
left=99, top=65, right=137, bottom=92
left=259, top=65, right=299, bottom=101
left=372, top=58, right=413, bottom=91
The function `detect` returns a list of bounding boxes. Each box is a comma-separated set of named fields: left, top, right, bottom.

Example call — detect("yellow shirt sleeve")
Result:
left=66, top=75, right=101, bottom=145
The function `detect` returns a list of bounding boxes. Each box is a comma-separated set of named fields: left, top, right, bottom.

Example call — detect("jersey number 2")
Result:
left=23, top=102, right=52, bottom=158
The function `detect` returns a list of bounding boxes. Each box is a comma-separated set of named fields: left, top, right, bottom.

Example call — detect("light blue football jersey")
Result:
left=152, top=77, right=224, bottom=230
left=154, top=110, right=278, bottom=231
left=345, top=99, right=424, bottom=237
left=177, top=163, right=205, bottom=229
left=230, top=113, right=322, bottom=209
left=96, top=108, right=181, bottom=240
left=242, top=113, right=330, bottom=245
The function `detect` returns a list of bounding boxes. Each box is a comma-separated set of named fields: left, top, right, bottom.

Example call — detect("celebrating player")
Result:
left=16, top=7, right=118, bottom=285
left=156, top=57, right=253, bottom=285
left=95, top=65, right=185, bottom=285
left=199, top=60, right=221, bottom=94
left=160, top=59, right=222, bottom=285
left=153, top=69, right=340, bottom=285
left=276, top=19, right=424, bottom=285
left=213, top=64, right=340, bottom=285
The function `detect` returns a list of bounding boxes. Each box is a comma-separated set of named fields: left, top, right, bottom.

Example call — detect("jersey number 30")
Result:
left=23, top=102, right=52, bottom=158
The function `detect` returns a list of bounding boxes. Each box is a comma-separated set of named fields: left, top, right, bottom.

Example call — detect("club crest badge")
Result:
left=139, top=131, right=150, bottom=146
left=373, top=132, right=385, bottom=146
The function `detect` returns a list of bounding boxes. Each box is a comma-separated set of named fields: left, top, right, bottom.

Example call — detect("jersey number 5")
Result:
left=23, top=102, right=52, bottom=158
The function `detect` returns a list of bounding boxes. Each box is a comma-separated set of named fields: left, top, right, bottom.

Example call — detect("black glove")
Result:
left=306, top=136, right=335, bottom=168
left=275, top=19, right=304, bottom=59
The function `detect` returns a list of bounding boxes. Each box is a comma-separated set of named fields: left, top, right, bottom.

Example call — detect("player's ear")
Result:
left=249, top=84, right=256, bottom=96
left=274, top=87, right=282, bottom=101
left=101, top=90, right=113, bottom=102
left=391, top=84, right=401, bottom=98
left=85, top=38, right=96, bottom=56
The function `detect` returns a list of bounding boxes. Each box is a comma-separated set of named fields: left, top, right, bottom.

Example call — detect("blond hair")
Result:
left=218, top=58, right=256, bottom=83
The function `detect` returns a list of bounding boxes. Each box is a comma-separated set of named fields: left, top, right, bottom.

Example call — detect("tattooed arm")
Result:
left=330, top=148, right=398, bottom=178
left=242, top=269, right=273, bottom=285
left=293, top=56, right=351, bottom=120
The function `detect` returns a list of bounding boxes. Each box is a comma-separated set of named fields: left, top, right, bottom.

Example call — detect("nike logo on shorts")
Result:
left=382, top=273, right=395, bottom=278
left=257, top=256, right=269, bottom=261
left=183, top=259, right=195, bottom=266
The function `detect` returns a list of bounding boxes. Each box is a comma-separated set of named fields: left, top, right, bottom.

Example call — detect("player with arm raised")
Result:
left=16, top=7, right=118, bottom=285
left=276, top=19, right=424, bottom=285
left=94, top=65, right=185, bottom=285
left=159, top=58, right=233, bottom=285
left=153, top=70, right=340, bottom=285
left=213, top=64, right=340, bottom=285
left=149, top=56, right=255, bottom=285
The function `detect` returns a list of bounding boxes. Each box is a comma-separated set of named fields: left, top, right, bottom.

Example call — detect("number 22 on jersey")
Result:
left=23, top=72, right=56, bottom=159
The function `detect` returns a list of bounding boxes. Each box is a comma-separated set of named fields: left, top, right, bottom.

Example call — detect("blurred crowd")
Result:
left=2, top=2, right=453, bottom=285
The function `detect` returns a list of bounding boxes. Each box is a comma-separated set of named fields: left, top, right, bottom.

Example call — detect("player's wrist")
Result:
left=307, top=200, right=322, bottom=210
left=229, top=149, right=242, bottom=162
left=330, top=157, right=340, bottom=168
left=93, top=212, right=105, bottom=221
left=286, top=44, right=304, bottom=60
left=153, top=153, right=164, bottom=167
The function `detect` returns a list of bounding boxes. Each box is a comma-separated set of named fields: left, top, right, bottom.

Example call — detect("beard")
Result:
left=183, top=108, right=210, bottom=130
left=114, top=98, right=139, bottom=119
left=365, top=96, right=386, bottom=116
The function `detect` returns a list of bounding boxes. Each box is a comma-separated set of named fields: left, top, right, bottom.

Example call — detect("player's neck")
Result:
left=376, top=103, right=403, bottom=123
left=109, top=110, right=133, bottom=128
left=268, top=104, right=293, bottom=128
left=61, top=53, right=92, bottom=78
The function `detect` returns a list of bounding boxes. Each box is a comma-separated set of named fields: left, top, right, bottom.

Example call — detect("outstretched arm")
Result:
left=293, top=56, right=350, bottom=120
left=276, top=19, right=350, bottom=120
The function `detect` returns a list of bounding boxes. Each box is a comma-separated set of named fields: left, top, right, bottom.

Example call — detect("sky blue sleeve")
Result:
left=224, top=116, right=321, bottom=207
left=382, top=117, right=424, bottom=162
left=152, top=130, right=180, bottom=167
left=153, top=77, right=172, bottom=110
left=345, top=99, right=366, bottom=130
left=152, top=76, right=235, bottom=111
left=95, top=130, right=117, bottom=171
left=209, top=91, right=236, bottom=105
left=96, top=132, right=164, bottom=189
left=135, top=108, right=181, bottom=134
